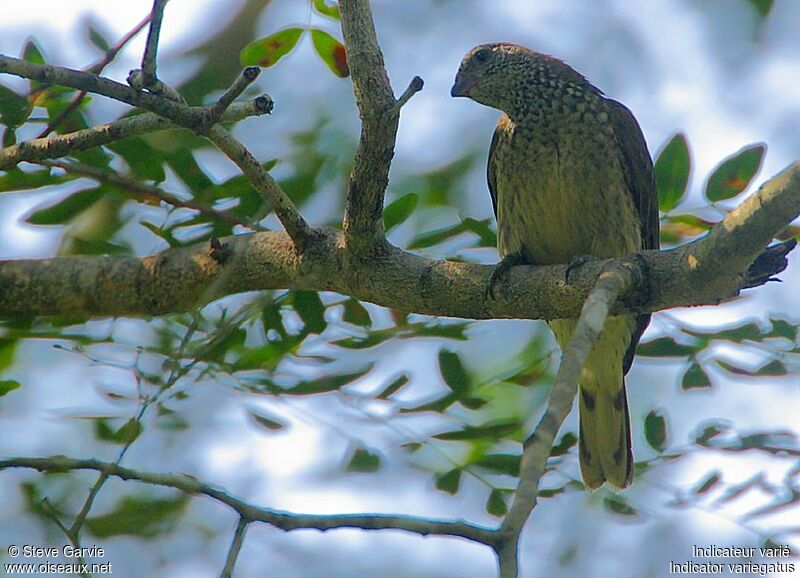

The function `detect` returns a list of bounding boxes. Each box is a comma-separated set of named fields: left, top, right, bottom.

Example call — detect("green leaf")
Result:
left=717, top=359, right=788, bottom=377
left=474, top=454, right=520, bottom=476
left=747, top=0, right=774, bottom=18
left=240, top=28, right=305, bottom=68
left=693, top=421, right=731, bottom=446
left=250, top=412, right=287, bottom=431
left=87, top=23, right=111, bottom=52
left=94, top=417, right=142, bottom=445
left=684, top=322, right=762, bottom=344
left=0, top=83, right=31, bottom=127
left=309, top=29, right=349, bottom=78
left=768, top=317, right=797, bottom=341
left=292, top=290, right=327, bottom=334
left=86, top=495, right=188, bottom=538
left=23, top=39, right=46, bottom=65
left=0, top=380, right=21, bottom=397
left=438, top=350, right=469, bottom=397
left=486, top=489, right=508, bottom=517
left=693, top=471, right=722, bottom=495
left=755, top=360, right=788, bottom=376
left=409, top=221, right=468, bottom=249
left=603, top=495, right=640, bottom=517
left=108, top=138, right=167, bottom=183
left=636, top=337, right=697, bottom=358
left=383, top=193, right=418, bottom=233
left=283, top=366, right=372, bottom=395
left=655, top=133, right=690, bottom=212
left=644, top=410, right=668, bottom=452
left=342, top=299, right=371, bottom=327
left=0, top=168, right=70, bottom=193
left=312, top=0, right=340, bottom=20
left=549, top=432, right=578, bottom=457
left=433, top=420, right=519, bottom=441
left=26, top=187, right=105, bottom=225
left=704, top=144, right=765, bottom=202
left=462, top=217, right=497, bottom=247
left=435, top=468, right=462, bottom=494
left=0, top=338, right=19, bottom=372
left=375, top=374, right=409, bottom=399
left=346, top=447, right=381, bottom=472
left=682, top=362, right=712, bottom=390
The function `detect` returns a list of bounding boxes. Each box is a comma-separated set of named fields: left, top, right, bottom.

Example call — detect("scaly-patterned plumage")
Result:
left=452, top=43, right=659, bottom=489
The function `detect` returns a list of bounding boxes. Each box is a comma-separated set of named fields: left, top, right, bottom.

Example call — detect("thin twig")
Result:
left=496, top=262, right=636, bottom=569
left=36, top=14, right=152, bottom=138
left=0, top=55, right=308, bottom=245
left=0, top=97, right=273, bottom=170
left=220, top=517, right=250, bottom=578
left=209, top=67, right=261, bottom=122
left=395, top=76, right=424, bottom=110
left=141, top=0, right=169, bottom=86
left=39, top=159, right=263, bottom=230
left=68, top=318, right=201, bottom=538
left=0, top=457, right=497, bottom=545
left=0, top=55, right=202, bottom=125
left=206, top=125, right=312, bottom=246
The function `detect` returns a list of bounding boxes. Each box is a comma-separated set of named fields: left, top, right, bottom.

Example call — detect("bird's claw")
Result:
left=486, top=252, right=527, bottom=300
left=565, top=254, right=601, bottom=284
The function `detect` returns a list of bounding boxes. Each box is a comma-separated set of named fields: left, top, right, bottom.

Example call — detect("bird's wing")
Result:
left=605, top=98, right=661, bottom=374
left=605, top=99, right=660, bottom=251
left=487, top=125, right=501, bottom=219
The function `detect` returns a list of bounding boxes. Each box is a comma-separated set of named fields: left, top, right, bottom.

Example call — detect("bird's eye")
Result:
left=474, top=48, right=491, bottom=64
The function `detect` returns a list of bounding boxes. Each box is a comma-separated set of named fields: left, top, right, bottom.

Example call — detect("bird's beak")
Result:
left=450, top=74, right=476, bottom=98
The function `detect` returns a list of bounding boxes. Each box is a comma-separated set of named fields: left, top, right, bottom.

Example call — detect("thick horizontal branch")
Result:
left=0, top=98, right=273, bottom=170
left=0, top=457, right=496, bottom=545
left=0, top=163, right=797, bottom=320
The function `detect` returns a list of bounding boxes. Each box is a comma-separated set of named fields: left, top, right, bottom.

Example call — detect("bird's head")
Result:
left=451, top=43, right=596, bottom=116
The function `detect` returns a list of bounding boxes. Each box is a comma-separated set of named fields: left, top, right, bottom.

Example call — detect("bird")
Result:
left=451, top=43, right=659, bottom=490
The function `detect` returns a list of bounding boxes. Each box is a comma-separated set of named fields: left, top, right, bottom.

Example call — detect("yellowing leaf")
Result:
left=704, top=144, right=765, bottom=202
left=310, top=29, right=349, bottom=77
left=313, top=0, right=340, bottom=20
left=240, top=28, right=305, bottom=68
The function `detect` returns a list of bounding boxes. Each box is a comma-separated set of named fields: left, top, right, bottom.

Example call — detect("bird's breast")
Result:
left=493, top=112, right=641, bottom=265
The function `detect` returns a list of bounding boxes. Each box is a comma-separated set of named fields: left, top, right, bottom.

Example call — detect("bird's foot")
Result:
left=486, top=252, right=528, bottom=300
left=565, top=254, right=601, bottom=284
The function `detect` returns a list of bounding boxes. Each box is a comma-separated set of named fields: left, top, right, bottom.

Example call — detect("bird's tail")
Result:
left=577, top=380, right=633, bottom=490
left=549, top=316, right=635, bottom=491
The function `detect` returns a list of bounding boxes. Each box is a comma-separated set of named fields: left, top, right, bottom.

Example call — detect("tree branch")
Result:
left=0, top=457, right=496, bottom=545
left=0, top=98, right=273, bottom=170
left=38, top=159, right=262, bottom=230
left=205, top=124, right=313, bottom=246
left=0, top=157, right=795, bottom=319
left=0, top=55, right=202, bottom=126
left=339, top=0, right=422, bottom=249
left=499, top=262, right=635, bottom=547
left=140, top=0, right=169, bottom=86
left=36, top=13, right=152, bottom=138
left=220, top=517, right=250, bottom=578
left=0, top=56, right=310, bottom=245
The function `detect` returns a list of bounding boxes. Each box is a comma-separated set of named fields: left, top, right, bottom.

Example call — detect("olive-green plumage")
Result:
left=452, top=43, right=659, bottom=490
